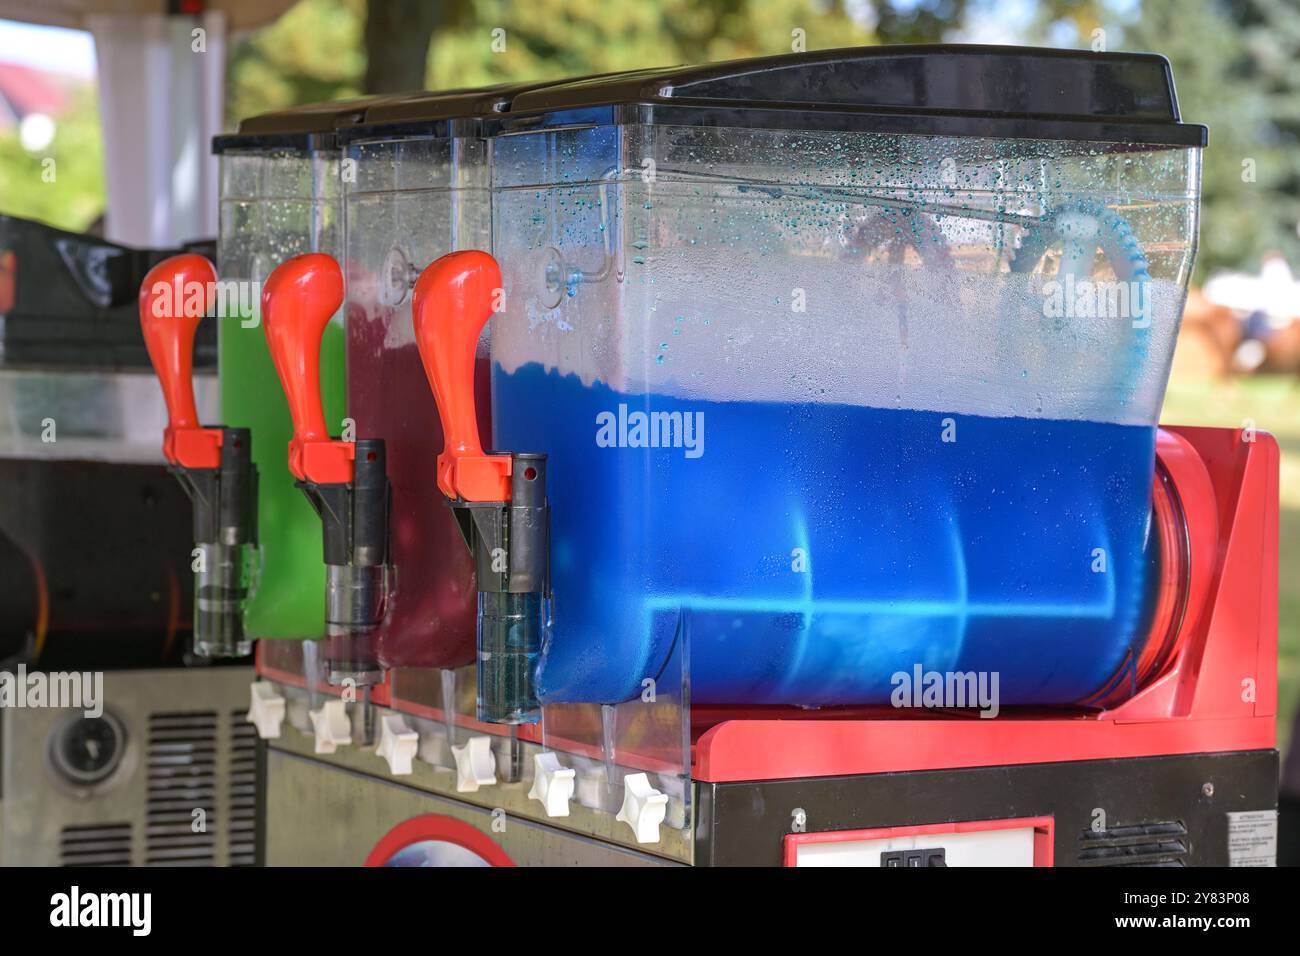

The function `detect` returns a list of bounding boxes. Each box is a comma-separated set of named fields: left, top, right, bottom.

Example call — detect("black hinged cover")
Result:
left=212, top=95, right=400, bottom=154
left=341, top=76, right=621, bottom=141
left=352, top=84, right=519, bottom=127
left=502, top=45, right=1206, bottom=146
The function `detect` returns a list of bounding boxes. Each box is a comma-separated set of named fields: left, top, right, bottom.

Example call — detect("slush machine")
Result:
left=245, top=47, right=1279, bottom=867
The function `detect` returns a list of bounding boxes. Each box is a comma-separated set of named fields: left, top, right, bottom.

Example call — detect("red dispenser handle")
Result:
left=412, top=250, right=510, bottom=502
left=261, top=253, right=354, bottom=484
left=139, top=254, right=222, bottom=469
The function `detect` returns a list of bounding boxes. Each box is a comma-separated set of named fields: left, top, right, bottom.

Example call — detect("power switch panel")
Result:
left=881, top=848, right=946, bottom=867
left=790, top=819, right=1041, bottom=866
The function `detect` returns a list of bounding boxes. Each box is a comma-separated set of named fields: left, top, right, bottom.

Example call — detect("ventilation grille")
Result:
left=146, top=711, right=217, bottom=866
left=60, top=822, right=132, bottom=866
left=228, top=710, right=258, bottom=866
left=1078, top=821, right=1188, bottom=867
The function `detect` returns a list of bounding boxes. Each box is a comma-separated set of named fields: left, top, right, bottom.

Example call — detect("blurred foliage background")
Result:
left=0, top=86, right=103, bottom=230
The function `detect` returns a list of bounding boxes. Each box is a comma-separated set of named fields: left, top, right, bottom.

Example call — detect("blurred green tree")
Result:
left=1233, top=0, right=1300, bottom=268
left=225, top=0, right=883, bottom=122
left=0, top=89, right=105, bottom=232
left=1026, top=0, right=1298, bottom=279
left=226, top=0, right=371, bottom=123
left=1025, top=0, right=1108, bottom=45
left=426, top=0, right=879, bottom=89
left=874, top=0, right=969, bottom=43
left=1121, top=0, right=1290, bottom=279
left=364, top=0, right=456, bottom=93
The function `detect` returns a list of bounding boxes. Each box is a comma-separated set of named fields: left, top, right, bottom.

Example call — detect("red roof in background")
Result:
left=0, top=61, right=69, bottom=118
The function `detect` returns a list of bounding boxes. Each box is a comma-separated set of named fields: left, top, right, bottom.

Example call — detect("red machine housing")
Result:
left=692, top=424, right=1278, bottom=782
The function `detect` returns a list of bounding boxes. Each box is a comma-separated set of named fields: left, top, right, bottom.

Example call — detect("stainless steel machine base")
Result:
left=265, top=748, right=674, bottom=866
left=0, top=666, right=258, bottom=866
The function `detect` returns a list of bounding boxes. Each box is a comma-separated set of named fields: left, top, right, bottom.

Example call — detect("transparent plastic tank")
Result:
left=216, top=142, right=347, bottom=641
left=342, top=95, right=500, bottom=672
left=487, top=49, right=1205, bottom=708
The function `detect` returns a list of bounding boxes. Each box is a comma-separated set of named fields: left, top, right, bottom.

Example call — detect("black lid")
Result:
left=336, top=84, right=522, bottom=143
left=500, top=45, right=1206, bottom=147
left=212, top=95, right=399, bottom=155
left=356, top=84, right=521, bottom=125
left=219, top=83, right=563, bottom=151
left=340, top=75, right=627, bottom=143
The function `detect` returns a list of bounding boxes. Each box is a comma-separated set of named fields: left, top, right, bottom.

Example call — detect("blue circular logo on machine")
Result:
left=365, top=815, right=516, bottom=867
left=382, top=840, right=492, bottom=867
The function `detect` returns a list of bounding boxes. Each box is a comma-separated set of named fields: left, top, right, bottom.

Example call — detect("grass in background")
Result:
left=1161, top=374, right=1300, bottom=757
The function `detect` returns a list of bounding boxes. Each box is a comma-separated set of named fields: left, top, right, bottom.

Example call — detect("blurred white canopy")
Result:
left=0, top=1, right=299, bottom=246
left=0, top=1, right=296, bottom=34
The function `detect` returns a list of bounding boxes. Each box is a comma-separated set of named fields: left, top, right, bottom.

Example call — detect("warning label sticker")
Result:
left=1227, top=809, right=1277, bottom=867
